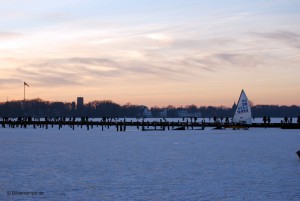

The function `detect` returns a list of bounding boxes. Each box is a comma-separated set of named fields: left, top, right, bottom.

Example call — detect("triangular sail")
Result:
left=233, top=90, right=252, bottom=125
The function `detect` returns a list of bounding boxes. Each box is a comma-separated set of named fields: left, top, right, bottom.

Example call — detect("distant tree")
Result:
left=0, top=99, right=299, bottom=118
left=166, top=105, right=177, bottom=117
left=150, top=106, right=163, bottom=118
left=185, top=104, right=198, bottom=114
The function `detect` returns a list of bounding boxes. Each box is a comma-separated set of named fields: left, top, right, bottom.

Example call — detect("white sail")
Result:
left=233, top=90, right=252, bottom=125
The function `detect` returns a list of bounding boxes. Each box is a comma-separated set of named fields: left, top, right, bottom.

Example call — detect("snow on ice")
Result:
left=1, top=125, right=300, bottom=200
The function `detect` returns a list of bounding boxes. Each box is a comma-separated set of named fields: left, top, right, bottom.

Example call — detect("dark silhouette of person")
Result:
left=225, top=117, right=229, bottom=124
left=263, top=116, right=267, bottom=124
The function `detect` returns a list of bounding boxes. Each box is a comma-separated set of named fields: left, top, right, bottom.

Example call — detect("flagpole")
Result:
left=24, top=82, right=29, bottom=101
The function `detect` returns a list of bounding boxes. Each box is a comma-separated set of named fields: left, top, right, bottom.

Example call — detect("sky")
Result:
left=0, top=0, right=300, bottom=107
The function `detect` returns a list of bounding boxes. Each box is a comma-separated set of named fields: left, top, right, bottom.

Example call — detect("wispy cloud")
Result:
left=15, top=58, right=121, bottom=87
left=252, top=30, right=300, bottom=48
left=213, top=53, right=262, bottom=68
left=0, top=32, right=22, bottom=39
left=0, top=78, right=22, bottom=85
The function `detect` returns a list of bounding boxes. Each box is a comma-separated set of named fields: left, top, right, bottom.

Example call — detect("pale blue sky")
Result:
left=0, top=0, right=300, bottom=106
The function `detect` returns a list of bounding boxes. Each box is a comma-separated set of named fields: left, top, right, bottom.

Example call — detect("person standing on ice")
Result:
left=263, top=116, right=267, bottom=124
left=284, top=117, right=288, bottom=123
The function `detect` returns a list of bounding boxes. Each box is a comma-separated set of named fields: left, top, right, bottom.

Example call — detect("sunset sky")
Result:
left=1, top=0, right=299, bottom=107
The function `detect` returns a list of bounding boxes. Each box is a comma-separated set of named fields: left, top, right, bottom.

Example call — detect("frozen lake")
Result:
left=1, top=127, right=300, bottom=200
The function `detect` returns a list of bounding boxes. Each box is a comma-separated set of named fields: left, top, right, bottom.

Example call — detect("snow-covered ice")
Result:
left=1, top=126, right=300, bottom=200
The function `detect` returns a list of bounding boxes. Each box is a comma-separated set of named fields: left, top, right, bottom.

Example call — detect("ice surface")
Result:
left=1, top=126, right=300, bottom=200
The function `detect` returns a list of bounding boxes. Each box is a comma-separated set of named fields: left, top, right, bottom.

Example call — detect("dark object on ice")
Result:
left=224, top=123, right=249, bottom=130
left=213, top=120, right=224, bottom=130
left=213, top=124, right=224, bottom=130
left=296, top=150, right=300, bottom=159
left=213, top=126, right=224, bottom=130
left=173, top=126, right=185, bottom=130
left=281, top=124, right=300, bottom=129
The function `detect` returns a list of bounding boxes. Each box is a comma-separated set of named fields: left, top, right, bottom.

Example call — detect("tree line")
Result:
left=0, top=98, right=299, bottom=118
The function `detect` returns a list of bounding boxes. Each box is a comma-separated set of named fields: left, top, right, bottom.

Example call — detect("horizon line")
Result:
left=1, top=98, right=299, bottom=108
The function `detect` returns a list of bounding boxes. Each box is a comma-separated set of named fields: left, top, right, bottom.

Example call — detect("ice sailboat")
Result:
left=227, top=90, right=252, bottom=129
left=233, top=89, right=252, bottom=125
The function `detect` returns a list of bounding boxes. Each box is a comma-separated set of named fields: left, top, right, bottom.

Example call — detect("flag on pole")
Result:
left=24, top=82, right=29, bottom=87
